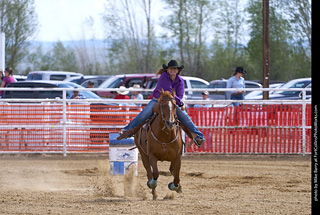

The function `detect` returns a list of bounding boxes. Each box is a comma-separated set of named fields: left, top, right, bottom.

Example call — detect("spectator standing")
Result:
left=226, top=67, right=246, bottom=106
left=0, top=67, right=16, bottom=96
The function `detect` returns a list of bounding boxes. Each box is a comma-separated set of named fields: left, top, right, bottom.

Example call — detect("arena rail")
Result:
left=0, top=87, right=311, bottom=156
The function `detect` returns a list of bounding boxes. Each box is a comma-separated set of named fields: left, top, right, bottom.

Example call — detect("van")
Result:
left=26, top=71, right=83, bottom=81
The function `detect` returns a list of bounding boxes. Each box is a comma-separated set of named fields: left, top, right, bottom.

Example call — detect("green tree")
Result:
left=27, top=41, right=78, bottom=72
left=0, top=0, right=38, bottom=71
left=163, top=0, right=215, bottom=78
left=208, top=0, right=248, bottom=80
left=102, top=0, right=161, bottom=74
left=246, top=0, right=303, bottom=81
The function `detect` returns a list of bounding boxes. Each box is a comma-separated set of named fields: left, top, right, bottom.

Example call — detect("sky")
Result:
left=34, top=0, right=106, bottom=42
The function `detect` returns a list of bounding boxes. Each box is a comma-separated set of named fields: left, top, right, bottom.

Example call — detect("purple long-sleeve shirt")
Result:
left=152, top=71, right=185, bottom=106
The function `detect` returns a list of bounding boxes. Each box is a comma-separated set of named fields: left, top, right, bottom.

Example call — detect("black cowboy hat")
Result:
left=162, top=60, right=184, bottom=71
left=234, top=67, right=247, bottom=74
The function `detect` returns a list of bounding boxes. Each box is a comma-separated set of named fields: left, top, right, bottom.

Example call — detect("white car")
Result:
left=245, top=78, right=311, bottom=100
left=26, top=71, right=83, bottom=81
left=245, top=83, right=283, bottom=99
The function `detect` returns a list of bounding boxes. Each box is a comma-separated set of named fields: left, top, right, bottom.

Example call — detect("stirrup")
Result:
left=117, top=129, right=133, bottom=140
left=194, top=138, right=205, bottom=148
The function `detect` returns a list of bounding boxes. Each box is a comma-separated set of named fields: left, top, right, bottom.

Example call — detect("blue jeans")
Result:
left=123, top=98, right=204, bottom=139
left=231, top=94, right=244, bottom=107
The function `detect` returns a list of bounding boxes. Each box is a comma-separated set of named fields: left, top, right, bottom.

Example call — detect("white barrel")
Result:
left=109, top=133, right=138, bottom=176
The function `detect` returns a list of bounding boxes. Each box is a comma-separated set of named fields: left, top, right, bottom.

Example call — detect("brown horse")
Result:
left=134, top=89, right=183, bottom=200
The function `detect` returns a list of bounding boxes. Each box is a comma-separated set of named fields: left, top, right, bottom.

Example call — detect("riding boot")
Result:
left=194, top=137, right=205, bottom=147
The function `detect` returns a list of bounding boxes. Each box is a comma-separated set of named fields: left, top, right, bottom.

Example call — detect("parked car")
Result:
left=13, top=75, right=27, bottom=81
left=245, top=83, right=283, bottom=99
left=0, top=80, right=124, bottom=145
left=26, top=71, right=83, bottom=81
left=144, top=76, right=209, bottom=100
left=208, top=79, right=262, bottom=100
left=64, top=75, right=112, bottom=88
left=97, top=74, right=158, bottom=98
left=2, top=81, right=100, bottom=99
left=245, top=78, right=311, bottom=100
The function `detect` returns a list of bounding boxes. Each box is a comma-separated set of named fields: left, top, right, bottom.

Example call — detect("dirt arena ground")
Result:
left=0, top=153, right=311, bottom=215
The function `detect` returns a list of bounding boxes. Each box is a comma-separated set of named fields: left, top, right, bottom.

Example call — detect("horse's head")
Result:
left=158, top=88, right=178, bottom=130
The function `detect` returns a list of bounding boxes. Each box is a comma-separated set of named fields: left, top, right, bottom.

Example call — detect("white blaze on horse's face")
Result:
left=168, top=101, right=173, bottom=122
left=160, top=97, right=177, bottom=131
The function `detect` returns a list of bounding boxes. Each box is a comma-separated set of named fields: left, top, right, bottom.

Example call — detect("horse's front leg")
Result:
left=148, top=153, right=159, bottom=183
left=168, top=156, right=183, bottom=193
left=140, top=151, right=153, bottom=182
left=148, top=153, right=159, bottom=200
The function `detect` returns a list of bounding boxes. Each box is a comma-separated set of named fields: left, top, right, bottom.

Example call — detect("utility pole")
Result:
left=0, top=32, right=5, bottom=74
left=262, top=0, right=270, bottom=100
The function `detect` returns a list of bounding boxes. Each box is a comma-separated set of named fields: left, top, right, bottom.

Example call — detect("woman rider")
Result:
left=119, top=60, right=205, bottom=147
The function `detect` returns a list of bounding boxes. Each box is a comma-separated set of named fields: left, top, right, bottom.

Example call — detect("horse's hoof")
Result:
left=168, top=182, right=179, bottom=192
left=147, top=178, right=157, bottom=189
left=176, top=185, right=183, bottom=193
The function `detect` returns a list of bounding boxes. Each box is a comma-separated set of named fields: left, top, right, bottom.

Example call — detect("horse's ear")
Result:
left=172, top=88, right=176, bottom=97
left=161, top=88, right=165, bottom=94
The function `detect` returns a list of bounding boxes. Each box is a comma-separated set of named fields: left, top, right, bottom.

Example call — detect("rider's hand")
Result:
left=180, top=104, right=185, bottom=111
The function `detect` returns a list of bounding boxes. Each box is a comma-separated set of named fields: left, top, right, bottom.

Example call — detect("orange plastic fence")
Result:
left=0, top=103, right=311, bottom=154
left=187, top=104, right=312, bottom=154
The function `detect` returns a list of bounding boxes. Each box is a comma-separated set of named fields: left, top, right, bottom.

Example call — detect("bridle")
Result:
left=159, top=96, right=178, bottom=131
left=149, top=96, right=179, bottom=151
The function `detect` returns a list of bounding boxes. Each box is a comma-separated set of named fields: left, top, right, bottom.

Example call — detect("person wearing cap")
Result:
left=67, top=87, right=85, bottom=99
left=226, top=67, right=246, bottom=106
left=118, top=60, right=205, bottom=147
left=131, top=84, right=143, bottom=100
left=194, top=91, right=212, bottom=108
left=131, top=84, right=143, bottom=106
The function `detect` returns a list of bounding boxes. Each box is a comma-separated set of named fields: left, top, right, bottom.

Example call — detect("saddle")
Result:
left=116, top=113, right=197, bottom=147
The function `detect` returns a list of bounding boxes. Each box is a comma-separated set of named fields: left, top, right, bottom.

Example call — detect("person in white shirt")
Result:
left=226, top=67, right=246, bottom=106
left=130, top=84, right=144, bottom=106
left=194, top=91, right=212, bottom=108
